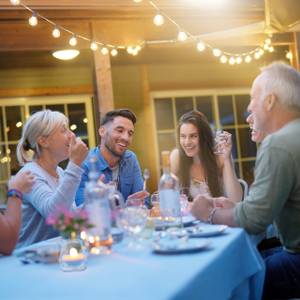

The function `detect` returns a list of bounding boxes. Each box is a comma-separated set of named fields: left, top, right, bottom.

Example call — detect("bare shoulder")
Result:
left=170, top=148, right=180, bottom=175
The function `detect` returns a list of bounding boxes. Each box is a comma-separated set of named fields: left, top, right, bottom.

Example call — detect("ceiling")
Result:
left=0, top=0, right=293, bottom=68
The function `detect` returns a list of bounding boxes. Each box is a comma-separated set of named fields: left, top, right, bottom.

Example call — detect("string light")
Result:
left=101, top=47, right=109, bottom=55
left=10, top=0, right=20, bottom=5
left=9, top=0, right=276, bottom=64
left=286, top=51, right=293, bottom=60
left=177, top=31, right=187, bottom=42
left=153, top=13, right=164, bottom=26
left=111, top=49, right=118, bottom=56
left=69, top=35, right=77, bottom=47
left=28, top=13, right=38, bottom=26
left=52, top=27, right=61, bottom=38
left=90, top=42, right=98, bottom=51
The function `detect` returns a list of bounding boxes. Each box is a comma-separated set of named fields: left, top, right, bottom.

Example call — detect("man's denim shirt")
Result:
left=75, top=147, right=143, bottom=206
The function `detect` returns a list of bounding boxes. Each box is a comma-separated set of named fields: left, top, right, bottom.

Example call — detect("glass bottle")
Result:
left=158, top=151, right=181, bottom=226
left=84, top=155, right=113, bottom=254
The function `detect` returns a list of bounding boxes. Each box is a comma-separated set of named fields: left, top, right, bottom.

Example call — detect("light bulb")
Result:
left=111, top=49, right=118, bottom=56
left=196, top=41, right=206, bottom=52
left=29, top=14, right=38, bottom=26
left=213, top=48, right=222, bottom=57
left=153, top=14, right=164, bottom=26
left=286, top=51, right=293, bottom=60
left=229, top=57, right=235, bottom=65
left=263, top=43, right=270, bottom=50
left=133, top=0, right=143, bottom=2
left=101, top=47, right=109, bottom=55
left=10, top=0, right=20, bottom=5
left=236, top=56, right=242, bottom=64
left=131, top=48, right=139, bottom=56
left=136, top=45, right=142, bottom=51
left=52, top=27, right=61, bottom=38
left=69, top=35, right=77, bottom=46
left=268, top=46, right=274, bottom=52
left=258, top=48, right=264, bottom=56
left=220, top=55, right=227, bottom=63
left=245, top=55, right=252, bottom=63
left=127, top=47, right=133, bottom=54
left=254, top=52, right=261, bottom=60
left=90, top=42, right=98, bottom=51
left=265, top=38, right=272, bottom=45
left=178, top=31, right=187, bottom=42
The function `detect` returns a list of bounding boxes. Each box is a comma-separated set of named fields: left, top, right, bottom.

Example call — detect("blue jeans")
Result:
left=261, top=246, right=300, bottom=299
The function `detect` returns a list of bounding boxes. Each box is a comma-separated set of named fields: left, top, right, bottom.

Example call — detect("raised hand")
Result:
left=8, top=170, right=35, bottom=193
left=215, top=131, right=232, bottom=160
left=69, top=135, right=88, bottom=166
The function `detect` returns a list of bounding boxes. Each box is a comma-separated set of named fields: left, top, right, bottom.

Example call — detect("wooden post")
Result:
left=90, top=22, right=114, bottom=121
left=289, top=32, right=300, bottom=70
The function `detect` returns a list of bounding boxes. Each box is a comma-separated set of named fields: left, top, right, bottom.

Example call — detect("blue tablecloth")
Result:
left=0, top=227, right=265, bottom=300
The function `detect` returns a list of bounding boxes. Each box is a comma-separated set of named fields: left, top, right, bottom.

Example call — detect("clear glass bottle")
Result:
left=158, top=151, right=181, bottom=226
left=84, top=155, right=113, bottom=254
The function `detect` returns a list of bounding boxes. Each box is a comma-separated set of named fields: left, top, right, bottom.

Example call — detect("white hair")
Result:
left=260, top=61, right=300, bottom=111
left=17, top=110, right=68, bottom=166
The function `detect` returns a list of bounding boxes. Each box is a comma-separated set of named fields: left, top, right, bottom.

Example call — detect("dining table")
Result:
left=0, top=223, right=265, bottom=300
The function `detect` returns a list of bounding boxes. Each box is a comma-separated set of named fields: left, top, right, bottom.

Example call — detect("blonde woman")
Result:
left=16, top=110, right=88, bottom=248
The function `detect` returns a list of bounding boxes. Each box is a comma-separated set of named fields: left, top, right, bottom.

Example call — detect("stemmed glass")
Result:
left=143, top=168, right=150, bottom=191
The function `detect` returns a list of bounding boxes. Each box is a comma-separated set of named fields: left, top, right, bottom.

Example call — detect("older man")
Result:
left=191, top=62, right=300, bottom=299
left=76, top=108, right=146, bottom=206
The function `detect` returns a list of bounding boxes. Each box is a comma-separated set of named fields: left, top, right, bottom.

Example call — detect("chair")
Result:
left=238, top=178, right=249, bottom=200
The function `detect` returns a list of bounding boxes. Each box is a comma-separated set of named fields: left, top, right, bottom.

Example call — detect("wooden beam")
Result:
left=289, top=32, right=300, bottom=70
left=0, top=85, right=92, bottom=98
left=91, top=22, right=114, bottom=119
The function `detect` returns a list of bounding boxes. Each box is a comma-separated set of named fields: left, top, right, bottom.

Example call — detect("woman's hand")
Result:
left=215, top=131, right=232, bottom=161
left=69, top=135, right=88, bottom=166
left=8, top=170, right=35, bottom=193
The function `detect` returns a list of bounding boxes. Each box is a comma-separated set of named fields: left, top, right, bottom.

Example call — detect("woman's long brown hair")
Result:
left=177, top=110, right=223, bottom=197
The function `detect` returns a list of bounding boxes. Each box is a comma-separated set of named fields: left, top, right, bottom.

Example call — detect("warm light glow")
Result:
left=265, top=38, right=272, bottom=45
left=83, top=118, right=88, bottom=124
left=220, top=55, right=227, bottom=63
left=178, top=31, right=187, bottom=42
left=133, top=0, right=143, bottom=2
left=254, top=52, right=261, bottom=59
left=258, top=48, right=264, bottom=56
left=111, top=49, right=118, bottom=56
left=213, top=48, right=222, bottom=57
left=153, top=14, right=164, bottom=26
left=136, top=45, right=142, bottom=51
left=52, top=49, right=80, bottom=60
left=69, top=36, right=77, bottom=46
left=16, top=121, right=23, bottom=128
left=52, top=27, right=61, bottom=38
left=101, top=47, right=109, bottom=55
left=196, top=41, right=206, bottom=52
left=268, top=46, right=274, bottom=52
left=90, top=42, right=98, bottom=51
left=29, top=14, right=38, bottom=26
left=80, top=231, right=87, bottom=240
left=7, top=148, right=11, bottom=154
left=10, top=0, right=20, bottom=5
left=245, top=55, right=252, bottom=63
left=70, top=124, right=77, bottom=131
left=69, top=247, right=78, bottom=257
left=286, top=51, right=293, bottom=60
left=236, top=56, right=242, bottom=64
left=229, top=57, right=235, bottom=65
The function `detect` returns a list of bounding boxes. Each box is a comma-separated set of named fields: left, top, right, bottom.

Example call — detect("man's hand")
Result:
left=191, top=195, right=214, bottom=221
left=213, top=197, right=236, bottom=209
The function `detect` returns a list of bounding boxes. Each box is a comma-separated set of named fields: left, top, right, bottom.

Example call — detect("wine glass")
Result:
left=143, top=168, right=150, bottom=191
left=214, top=129, right=228, bottom=155
left=116, top=206, right=148, bottom=250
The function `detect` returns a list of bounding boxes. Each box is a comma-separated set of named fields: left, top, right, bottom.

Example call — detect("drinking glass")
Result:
left=214, top=130, right=228, bottom=155
left=116, top=206, right=148, bottom=250
left=179, top=187, right=191, bottom=216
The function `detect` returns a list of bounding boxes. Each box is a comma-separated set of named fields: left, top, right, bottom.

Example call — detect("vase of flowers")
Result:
left=46, top=207, right=93, bottom=272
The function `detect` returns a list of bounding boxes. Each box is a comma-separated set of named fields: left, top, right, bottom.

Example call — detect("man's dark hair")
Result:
left=100, top=109, right=137, bottom=126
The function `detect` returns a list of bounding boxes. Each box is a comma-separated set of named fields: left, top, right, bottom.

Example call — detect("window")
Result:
left=0, top=95, right=96, bottom=204
left=152, top=89, right=257, bottom=185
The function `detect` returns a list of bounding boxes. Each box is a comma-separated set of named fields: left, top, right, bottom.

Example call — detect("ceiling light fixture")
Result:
left=52, top=49, right=80, bottom=60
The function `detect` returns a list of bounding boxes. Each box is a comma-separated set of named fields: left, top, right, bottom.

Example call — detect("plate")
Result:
left=153, top=238, right=209, bottom=254
left=153, top=215, right=196, bottom=230
left=187, top=225, right=227, bottom=238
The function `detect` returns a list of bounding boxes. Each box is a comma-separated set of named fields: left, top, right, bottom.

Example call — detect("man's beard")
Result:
left=104, top=140, right=123, bottom=158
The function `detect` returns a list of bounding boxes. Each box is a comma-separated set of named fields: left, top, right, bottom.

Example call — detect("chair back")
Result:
left=238, top=178, right=249, bottom=200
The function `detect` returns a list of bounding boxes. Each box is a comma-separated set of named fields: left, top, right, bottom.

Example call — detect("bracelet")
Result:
left=7, top=189, right=23, bottom=201
left=207, top=207, right=218, bottom=224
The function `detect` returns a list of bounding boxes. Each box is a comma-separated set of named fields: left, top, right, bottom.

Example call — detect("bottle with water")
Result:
left=158, top=151, right=181, bottom=227
left=84, top=155, right=112, bottom=254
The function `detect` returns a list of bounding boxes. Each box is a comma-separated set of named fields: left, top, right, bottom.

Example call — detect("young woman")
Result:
left=170, top=110, right=242, bottom=202
left=16, top=110, right=88, bottom=248
left=0, top=170, right=35, bottom=255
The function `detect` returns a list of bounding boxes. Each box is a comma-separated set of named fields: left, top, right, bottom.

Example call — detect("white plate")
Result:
left=152, top=215, right=196, bottom=230
left=187, top=225, right=227, bottom=238
left=153, top=238, right=209, bottom=254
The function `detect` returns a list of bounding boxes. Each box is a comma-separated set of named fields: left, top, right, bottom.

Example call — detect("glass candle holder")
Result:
left=59, top=238, right=87, bottom=272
